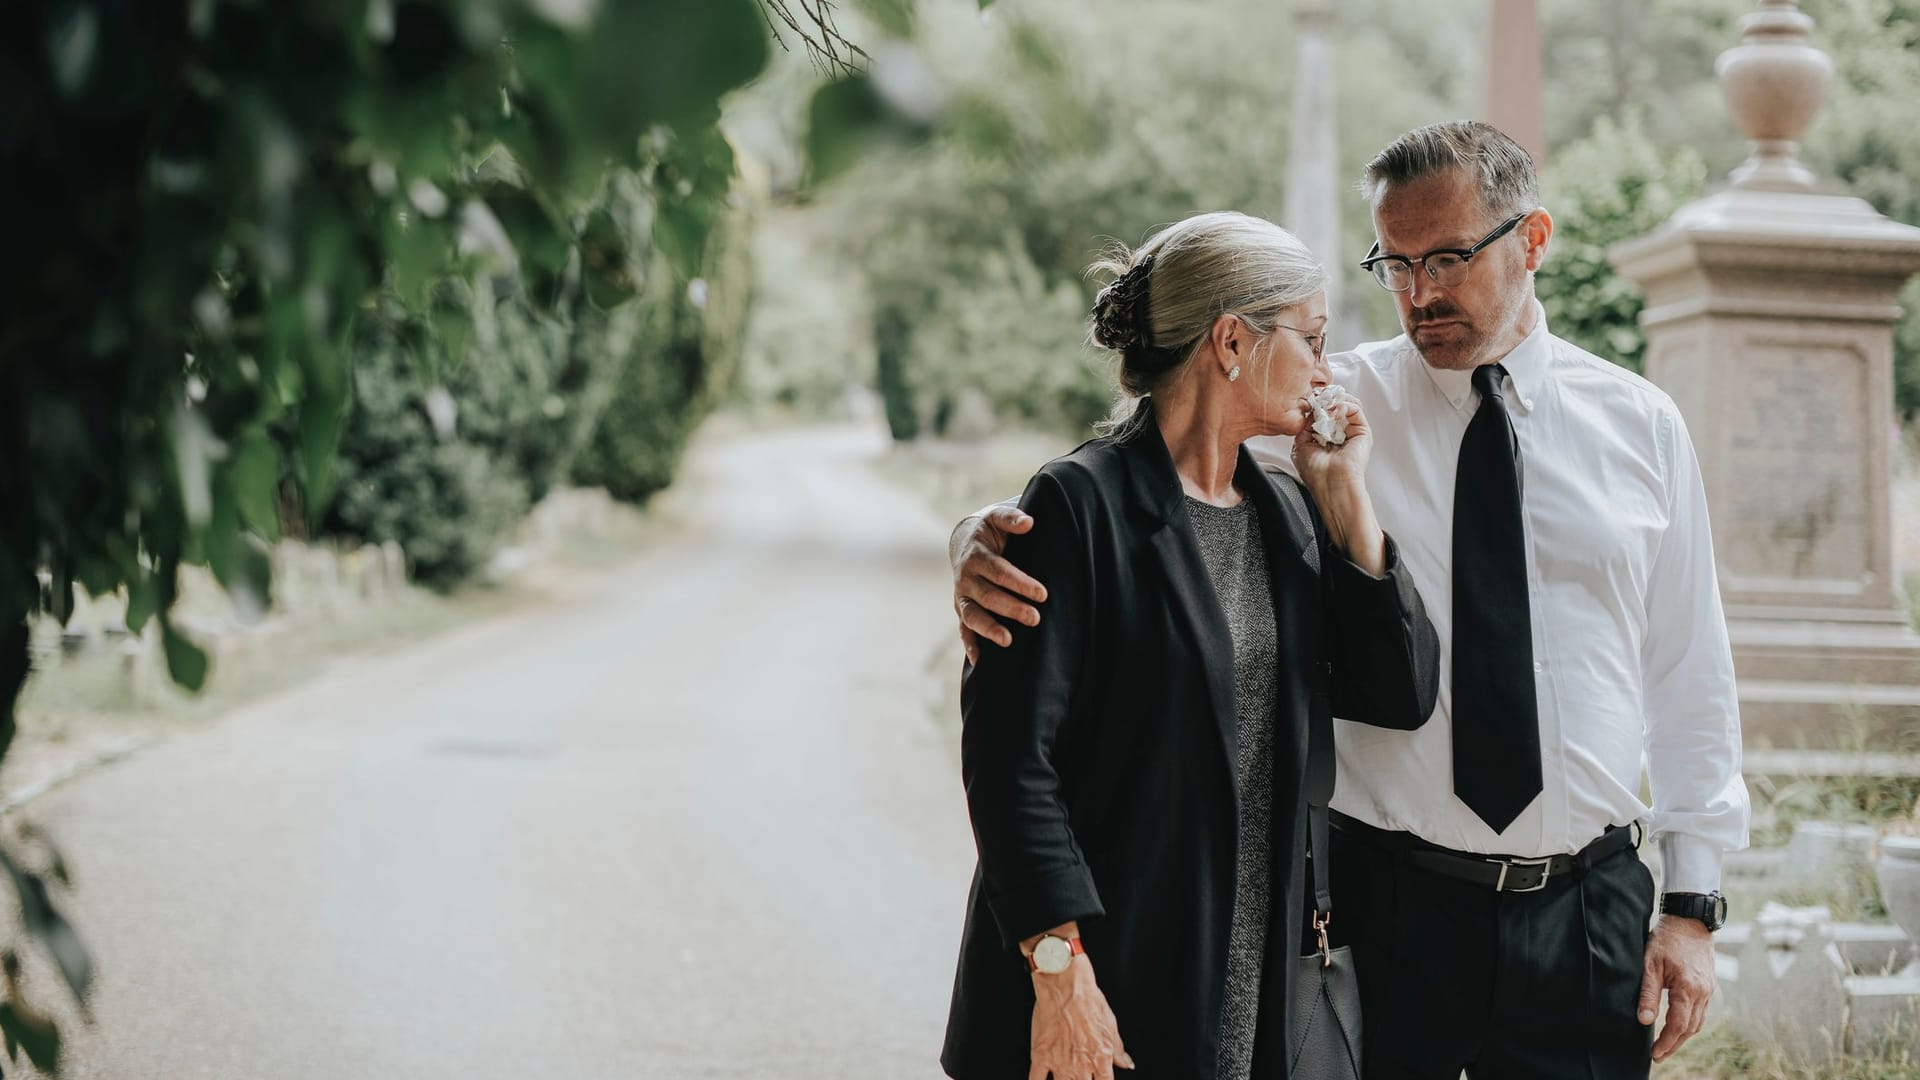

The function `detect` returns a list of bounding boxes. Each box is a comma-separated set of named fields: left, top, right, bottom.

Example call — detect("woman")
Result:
left=940, top=212, right=1439, bottom=1080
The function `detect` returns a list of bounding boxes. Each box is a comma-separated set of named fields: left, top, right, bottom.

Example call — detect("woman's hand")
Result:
left=1291, top=388, right=1372, bottom=495
left=1292, top=392, right=1387, bottom=575
left=1029, top=954, right=1135, bottom=1080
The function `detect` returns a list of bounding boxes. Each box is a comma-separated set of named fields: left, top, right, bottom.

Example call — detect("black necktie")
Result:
left=1451, top=363, right=1541, bottom=834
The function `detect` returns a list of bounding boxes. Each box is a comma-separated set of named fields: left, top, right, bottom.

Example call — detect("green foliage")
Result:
left=1542, top=0, right=1751, bottom=167
left=1814, top=0, right=1920, bottom=420
left=807, top=75, right=896, bottom=186
left=1536, top=117, right=1707, bottom=373
left=735, top=207, right=876, bottom=418
left=771, top=0, right=1478, bottom=441
left=322, top=299, right=535, bottom=588
left=3, top=0, right=769, bottom=698
left=1900, top=280, right=1920, bottom=422
left=0, top=847, right=90, bottom=1009
left=572, top=288, right=713, bottom=503
left=0, top=997, right=61, bottom=1075
left=814, top=3, right=1284, bottom=440
left=3, top=0, right=773, bottom=1060
left=573, top=199, right=757, bottom=504
left=322, top=146, right=756, bottom=581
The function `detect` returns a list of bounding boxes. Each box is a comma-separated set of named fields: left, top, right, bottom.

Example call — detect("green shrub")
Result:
left=322, top=301, right=535, bottom=588
left=870, top=232, right=1109, bottom=439
left=1536, top=116, right=1707, bottom=373
left=802, top=0, right=1479, bottom=441
left=1899, top=279, right=1920, bottom=422
left=572, top=200, right=757, bottom=504
left=321, top=154, right=757, bottom=578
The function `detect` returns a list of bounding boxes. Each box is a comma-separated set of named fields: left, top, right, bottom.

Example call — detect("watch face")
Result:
left=1032, top=936, right=1074, bottom=975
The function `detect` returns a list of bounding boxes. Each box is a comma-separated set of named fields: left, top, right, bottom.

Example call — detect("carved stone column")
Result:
left=1284, top=0, right=1341, bottom=335
left=1609, top=1, right=1920, bottom=747
left=1482, top=0, right=1546, bottom=166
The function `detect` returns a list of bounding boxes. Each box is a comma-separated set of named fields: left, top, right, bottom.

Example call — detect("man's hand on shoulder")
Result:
left=952, top=505, right=1049, bottom=664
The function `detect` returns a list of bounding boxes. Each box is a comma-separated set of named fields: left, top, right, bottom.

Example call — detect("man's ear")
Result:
left=1523, top=208, right=1555, bottom=272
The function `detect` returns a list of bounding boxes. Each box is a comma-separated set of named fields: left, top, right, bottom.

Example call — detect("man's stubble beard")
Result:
left=1406, top=310, right=1488, bottom=372
left=1411, top=325, right=1488, bottom=371
left=1408, top=277, right=1532, bottom=372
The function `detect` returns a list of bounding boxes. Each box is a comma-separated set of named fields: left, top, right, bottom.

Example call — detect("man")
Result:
left=949, top=121, right=1748, bottom=1079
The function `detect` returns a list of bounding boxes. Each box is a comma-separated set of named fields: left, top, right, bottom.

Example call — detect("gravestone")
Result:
left=1609, top=0, right=1920, bottom=748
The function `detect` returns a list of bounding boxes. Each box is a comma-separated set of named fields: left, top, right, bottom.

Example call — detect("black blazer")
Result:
left=942, top=412, right=1439, bottom=1080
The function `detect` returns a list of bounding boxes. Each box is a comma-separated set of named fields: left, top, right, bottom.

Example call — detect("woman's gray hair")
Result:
left=1358, top=120, right=1539, bottom=219
left=1087, top=211, right=1326, bottom=435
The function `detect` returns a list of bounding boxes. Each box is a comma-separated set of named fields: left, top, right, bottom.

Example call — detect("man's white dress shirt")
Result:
left=1252, top=304, right=1750, bottom=893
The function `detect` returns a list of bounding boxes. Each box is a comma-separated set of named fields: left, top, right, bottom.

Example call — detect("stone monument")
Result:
left=1609, top=0, right=1920, bottom=748
left=1481, top=0, right=1545, bottom=167
left=1283, top=0, right=1342, bottom=338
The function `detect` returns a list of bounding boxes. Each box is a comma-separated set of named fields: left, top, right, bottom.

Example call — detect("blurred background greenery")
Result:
left=728, top=0, right=1920, bottom=447
left=17, top=0, right=1915, bottom=700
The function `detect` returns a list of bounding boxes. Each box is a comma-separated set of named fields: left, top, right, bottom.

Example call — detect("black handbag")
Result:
left=1281, top=472, right=1363, bottom=1079
left=1291, top=804, right=1362, bottom=1077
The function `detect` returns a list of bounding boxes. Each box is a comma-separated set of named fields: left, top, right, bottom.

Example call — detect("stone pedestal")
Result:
left=1612, top=189, right=1920, bottom=746
left=1608, top=1, right=1920, bottom=749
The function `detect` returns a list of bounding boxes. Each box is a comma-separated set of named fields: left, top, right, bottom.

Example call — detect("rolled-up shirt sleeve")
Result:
left=1642, top=407, right=1750, bottom=894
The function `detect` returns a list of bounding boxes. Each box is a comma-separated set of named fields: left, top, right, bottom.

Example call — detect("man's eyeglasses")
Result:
left=1359, top=212, right=1531, bottom=293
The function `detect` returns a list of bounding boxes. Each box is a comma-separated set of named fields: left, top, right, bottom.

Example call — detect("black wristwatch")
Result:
left=1659, top=891, right=1728, bottom=932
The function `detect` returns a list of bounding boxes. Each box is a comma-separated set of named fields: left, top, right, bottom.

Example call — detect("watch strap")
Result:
left=1659, top=891, right=1727, bottom=931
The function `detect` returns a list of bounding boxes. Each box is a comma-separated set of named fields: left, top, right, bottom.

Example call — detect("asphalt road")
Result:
left=35, top=422, right=979, bottom=1080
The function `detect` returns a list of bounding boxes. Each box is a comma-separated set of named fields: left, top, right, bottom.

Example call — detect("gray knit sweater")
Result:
left=1184, top=495, right=1278, bottom=1080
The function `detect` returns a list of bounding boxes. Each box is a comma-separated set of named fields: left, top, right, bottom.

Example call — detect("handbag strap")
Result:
left=1278, top=471, right=1338, bottom=953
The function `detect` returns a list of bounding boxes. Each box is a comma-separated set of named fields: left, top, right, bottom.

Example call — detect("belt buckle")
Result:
left=1493, top=855, right=1555, bottom=893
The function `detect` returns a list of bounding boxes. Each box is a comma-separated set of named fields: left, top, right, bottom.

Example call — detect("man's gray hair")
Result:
left=1358, top=120, right=1540, bottom=219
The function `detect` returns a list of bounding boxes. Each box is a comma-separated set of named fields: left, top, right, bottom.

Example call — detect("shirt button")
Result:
left=1522, top=398, right=1535, bottom=410
left=1532, top=660, right=1546, bottom=674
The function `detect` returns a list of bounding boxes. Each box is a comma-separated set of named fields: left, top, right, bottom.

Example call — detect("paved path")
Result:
left=36, top=422, right=978, bottom=1079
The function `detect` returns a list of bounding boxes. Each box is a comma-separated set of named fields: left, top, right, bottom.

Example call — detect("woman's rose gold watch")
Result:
left=1026, top=934, right=1084, bottom=975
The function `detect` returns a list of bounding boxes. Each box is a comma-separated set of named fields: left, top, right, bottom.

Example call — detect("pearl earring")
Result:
left=1228, top=365, right=1241, bottom=382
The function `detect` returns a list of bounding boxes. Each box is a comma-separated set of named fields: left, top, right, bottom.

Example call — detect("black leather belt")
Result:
left=1330, top=809, right=1640, bottom=894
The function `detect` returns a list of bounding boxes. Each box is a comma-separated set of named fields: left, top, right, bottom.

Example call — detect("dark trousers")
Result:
left=1327, top=820, right=1656, bottom=1080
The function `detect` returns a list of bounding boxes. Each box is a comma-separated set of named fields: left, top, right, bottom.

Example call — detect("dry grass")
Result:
left=1660, top=1024, right=1920, bottom=1079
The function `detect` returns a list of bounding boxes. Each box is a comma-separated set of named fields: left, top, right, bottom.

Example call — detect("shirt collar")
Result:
left=1416, top=300, right=1551, bottom=415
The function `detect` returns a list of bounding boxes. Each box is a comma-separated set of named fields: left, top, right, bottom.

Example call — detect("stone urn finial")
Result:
left=1295, top=0, right=1334, bottom=27
left=1716, top=0, right=1834, bottom=192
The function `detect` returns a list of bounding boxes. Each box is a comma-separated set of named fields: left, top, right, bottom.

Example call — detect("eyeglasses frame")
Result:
left=1358, top=211, right=1533, bottom=293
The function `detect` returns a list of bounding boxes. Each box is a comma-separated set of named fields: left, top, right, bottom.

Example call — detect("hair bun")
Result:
left=1090, top=254, right=1155, bottom=351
